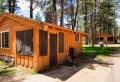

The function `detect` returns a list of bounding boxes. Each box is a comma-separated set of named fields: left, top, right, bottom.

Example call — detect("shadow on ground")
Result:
left=39, top=54, right=113, bottom=81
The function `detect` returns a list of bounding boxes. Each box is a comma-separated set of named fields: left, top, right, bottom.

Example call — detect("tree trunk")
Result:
left=91, top=0, right=96, bottom=47
left=30, top=0, right=33, bottom=18
left=60, top=0, right=64, bottom=27
left=73, top=0, right=79, bottom=28
left=91, top=11, right=95, bottom=47
left=12, top=0, right=16, bottom=13
left=53, top=0, right=57, bottom=24
left=99, top=14, right=102, bottom=33
left=84, top=3, right=89, bottom=45
left=8, top=0, right=12, bottom=13
left=70, top=0, right=74, bottom=30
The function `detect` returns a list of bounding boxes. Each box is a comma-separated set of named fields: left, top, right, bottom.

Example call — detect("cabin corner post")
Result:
left=57, top=32, right=59, bottom=64
left=33, top=29, right=39, bottom=71
left=113, top=36, right=115, bottom=43
left=11, top=30, right=17, bottom=66
left=81, top=34, right=83, bottom=52
left=47, top=31, right=50, bottom=67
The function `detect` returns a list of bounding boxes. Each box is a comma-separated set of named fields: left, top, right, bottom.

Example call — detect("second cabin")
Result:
left=0, top=12, right=89, bottom=72
left=95, top=33, right=118, bottom=44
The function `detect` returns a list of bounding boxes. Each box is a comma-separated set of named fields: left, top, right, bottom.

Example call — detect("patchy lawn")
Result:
left=117, top=40, right=120, bottom=44
left=0, top=68, right=17, bottom=76
left=0, top=61, right=7, bottom=69
left=0, top=61, right=17, bottom=76
left=82, top=45, right=118, bottom=59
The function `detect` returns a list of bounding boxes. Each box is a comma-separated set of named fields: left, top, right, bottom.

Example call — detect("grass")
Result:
left=0, top=61, right=36, bottom=76
left=0, top=61, right=17, bottom=76
left=83, top=44, right=92, bottom=47
left=82, top=45, right=118, bottom=59
left=117, top=40, right=120, bottom=44
left=0, top=61, right=7, bottom=69
left=0, top=68, right=17, bottom=76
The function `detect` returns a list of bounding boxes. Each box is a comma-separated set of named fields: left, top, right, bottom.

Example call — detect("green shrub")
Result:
left=117, top=40, right=120, bottom=44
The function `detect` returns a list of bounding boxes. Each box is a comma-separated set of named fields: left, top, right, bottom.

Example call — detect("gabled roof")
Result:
left=0, top=12, right=43, bottom=30
left=0, top=12, right=90, bottom=37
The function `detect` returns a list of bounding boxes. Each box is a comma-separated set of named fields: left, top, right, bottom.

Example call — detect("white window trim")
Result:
left=0, top=30, right=10, bottom=49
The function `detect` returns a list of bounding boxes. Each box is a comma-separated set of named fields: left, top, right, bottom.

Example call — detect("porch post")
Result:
left=11, top=30, right=17, bottom=66
left=33, top=29, right=39, bottom=71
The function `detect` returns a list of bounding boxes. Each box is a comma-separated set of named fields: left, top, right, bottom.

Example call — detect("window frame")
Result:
left=99, top=37, right=104, bottom=41
left=95, top=37, right=99, bottom=41
left=75, top=34, right=80, bottom=42
left=0, top=30, right=10, bottom=49
left=16, top=29, right=33, bottom=56
left=107, top=37, right=113, bottom=41
left=59, top=32, right=64, bottom=53
left=39, top=30, right=48, bottom=56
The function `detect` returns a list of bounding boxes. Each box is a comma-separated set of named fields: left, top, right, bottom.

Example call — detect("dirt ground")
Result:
left=0, top=44, right=120, bottom=82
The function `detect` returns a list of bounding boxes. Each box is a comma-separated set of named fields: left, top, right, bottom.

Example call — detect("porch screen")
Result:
left=100, top=37, right=104, bottom=41
left=107, top=37, right=113, bottom=41
left=16, top=29, right=33, bottom=56
left=40, top=30, right=48, bottom=56
left=59, top=32, right=64, bottom=53
left=75, top=34, right=79, bottom=41
left=95, top=37, right=99, bottom=41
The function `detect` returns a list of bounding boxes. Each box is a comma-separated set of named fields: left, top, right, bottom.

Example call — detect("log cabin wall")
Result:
left=0, top=12, right=89, bottom=72
left=0, top=17, right=40, bottom=71
left=37, top=25, right=83, bottom=71
left=12, top=23, right=40, bottom=70
left=0, top=18, right=16, bottom=58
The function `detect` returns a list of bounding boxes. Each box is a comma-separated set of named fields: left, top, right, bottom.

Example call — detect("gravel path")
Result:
left=107, top=47, right=120, bottom=82
left=111, top=57, right=120, bottom=82
left=65, top=63, right=111, bottom=82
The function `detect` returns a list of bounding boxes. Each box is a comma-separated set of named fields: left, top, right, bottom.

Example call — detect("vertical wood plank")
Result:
left=29, top=56, right=33, bottom=68
left=25, top=56, right=28, bottom=67
left=21, top=55, right=25, bottom=66
left=33, top=29, right=39, bottom=71
left=17, top=55, right=21, bottom=65
left=47, top=31, right=50, bottom=67
left=11, top=30, right=17, bottom=66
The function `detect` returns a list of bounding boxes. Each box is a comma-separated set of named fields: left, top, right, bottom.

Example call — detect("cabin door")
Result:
left=50, top=34, right=57, bottom=67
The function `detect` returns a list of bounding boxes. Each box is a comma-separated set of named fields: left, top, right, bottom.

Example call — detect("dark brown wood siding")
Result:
left=59, top=32, right=64, bottom=53
left=39, top=30, right=48, bottom=56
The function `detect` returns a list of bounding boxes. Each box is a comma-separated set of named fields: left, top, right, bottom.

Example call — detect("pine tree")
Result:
left=35, top=11, right=41, bottom=21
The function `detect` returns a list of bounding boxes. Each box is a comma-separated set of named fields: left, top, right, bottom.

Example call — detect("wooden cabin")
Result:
left=0, top=12, right=89, bottom=72
left=95, top=33, right=118, bottom=44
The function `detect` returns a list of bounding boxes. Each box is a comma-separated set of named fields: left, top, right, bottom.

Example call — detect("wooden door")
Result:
left=50, top=34, right=57, bottom=67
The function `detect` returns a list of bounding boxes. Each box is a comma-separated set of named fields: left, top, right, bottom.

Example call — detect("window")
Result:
left=16, top=29, right=33, bottom=56
left=40, top=30, right=48, bottom=56
left=95, top=37, right=99, bottom=41
left=75, top=34, right=79, bottom=41
left=0, top=31, right=10, bottom=48
left=100, top=37, right=104, bottom=41
left=59, top=32, right=64, bottom=53
left=107, top=37, right=113, bottom=41
left=2, top=32, right=10, bottom=48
